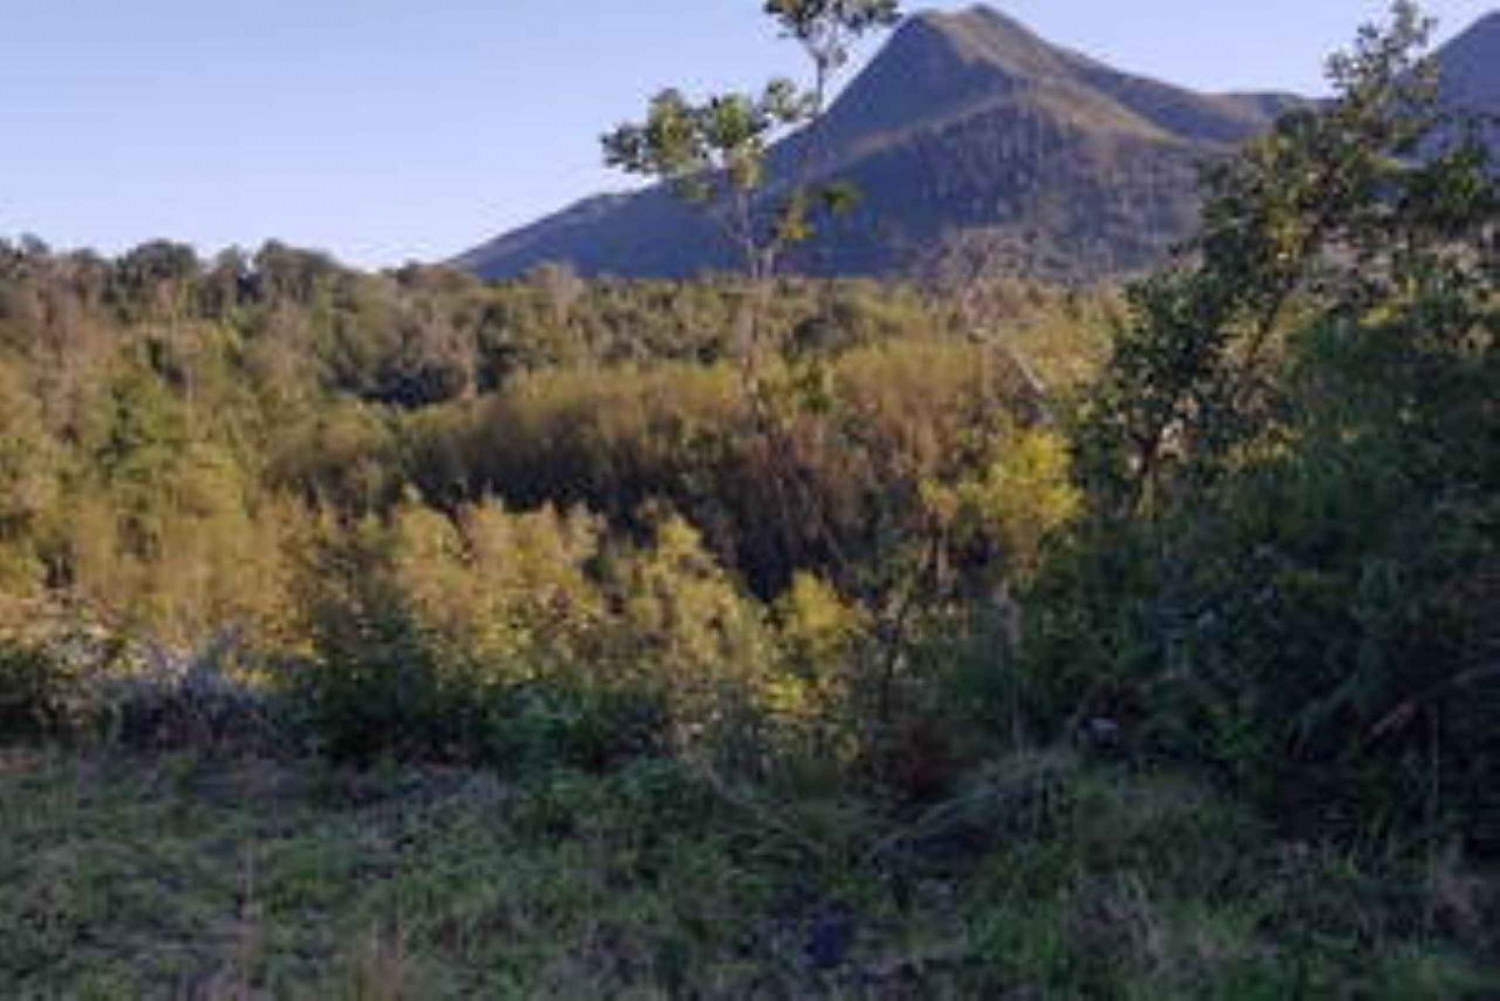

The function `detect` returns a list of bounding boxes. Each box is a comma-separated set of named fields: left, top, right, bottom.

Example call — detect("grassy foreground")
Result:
left=2, top=746, right=1495, bottom=999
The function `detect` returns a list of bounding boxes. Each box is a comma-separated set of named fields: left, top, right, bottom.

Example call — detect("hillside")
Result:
left=454, top=4, right=1499, bottom=283
left=5, top=6, right=1500, bottom=996
left=1439, top=10, right=1500, bottom=110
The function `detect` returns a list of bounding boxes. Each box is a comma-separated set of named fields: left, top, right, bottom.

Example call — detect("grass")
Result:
left=1, top=745, right=1495, bottom=999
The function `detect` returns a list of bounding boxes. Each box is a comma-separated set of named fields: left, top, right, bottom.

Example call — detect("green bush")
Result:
left=1023, top=3, right=1500, bottom=850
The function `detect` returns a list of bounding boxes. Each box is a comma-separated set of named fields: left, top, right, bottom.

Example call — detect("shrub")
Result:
left=0, top=642, right=72, bottom=743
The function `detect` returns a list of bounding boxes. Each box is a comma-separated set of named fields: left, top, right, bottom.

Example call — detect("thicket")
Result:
left=1, top=1, right=1495, bottom=883
left=0, top=223, right=1104, bottom=790
left=1023, top=3, right=1500, bottom=855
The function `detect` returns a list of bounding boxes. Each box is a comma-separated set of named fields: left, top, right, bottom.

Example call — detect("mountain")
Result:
left=1434, top=9, right=1500, bottom=155
left=1438, top=10, right=1500, bottom=112
left=453, top=5, right=1500, bottom=284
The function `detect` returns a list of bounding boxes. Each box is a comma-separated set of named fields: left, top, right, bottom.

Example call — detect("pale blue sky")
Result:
left=0, top=1, right=1490, bottom=267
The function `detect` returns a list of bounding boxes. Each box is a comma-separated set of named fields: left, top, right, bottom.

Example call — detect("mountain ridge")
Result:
left=454, top=5, right=1500, bottom=283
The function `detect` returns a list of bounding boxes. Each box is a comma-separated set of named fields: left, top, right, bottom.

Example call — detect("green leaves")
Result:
left=1082, top=1, right=1499, bottom=517
left=602, top=2, right=900, bottom=278
left=1055, top=1, right=1500, bottom=845
left=765, top=0, right=901, bottom=85
left=602, top=90, right=708, bottom=189
left=764, top=0, right=900, bottom=38
left=601, top=80, right=812, bottom=203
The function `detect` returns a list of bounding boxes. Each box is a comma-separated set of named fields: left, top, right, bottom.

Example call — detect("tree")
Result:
left=764, top=2, right=901, bottom=103
left=1078, top=0, right=1469, bottom=517
left=600, top=3, right=906, bottom=603
left=1048, top=0, right=1500, bottom=843
left=601, top=2, right=898, bottom=297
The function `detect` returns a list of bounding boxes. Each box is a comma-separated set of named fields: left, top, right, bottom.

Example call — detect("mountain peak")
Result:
left=453, top=6, right=1499, bottom=283
left=907, top=4, right=1071, bottom=80
left=1437, top=8, right=1500, bottom=110
left=1441, top=8, right=1500, bottom=52
left=913, top=4, right=1032, bottom=36
left=798, top=5, right=1077, bottom=167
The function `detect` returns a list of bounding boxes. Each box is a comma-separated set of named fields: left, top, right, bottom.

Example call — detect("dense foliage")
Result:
left=1033, top=1, right=1500, bottom=851
left=0, top=231, right=1106, bottom=780
left=1, top=3, right=1497, bottom=995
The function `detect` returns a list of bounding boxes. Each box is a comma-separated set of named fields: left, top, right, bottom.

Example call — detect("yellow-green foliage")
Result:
left=939, top=278, right=1120, bottom=391
left=389, top=500, right=603, bottom=676
left=0, top=236, right=1121, bottom=767
left=768, top=572, right=867, bottom=722
left=426, top=332, right=1089, bottom=609
left=607, top=513, right=774, bottom=722
left=828, top=338, right=1001, bottom=475
left=290, top=497, right=781, bottom=746
left=0, top=362, right=59, bottom=595
left=472, top=361, right=744, bottom=511
left=269, top=398, right=400, bottom=513
left=34, top=337, right=307, bottom=647
left=63, top=478, right=302, bottom=650
left=776, top=572, right=865, bottom=676
left=927, top=428, right=1081, bottom=582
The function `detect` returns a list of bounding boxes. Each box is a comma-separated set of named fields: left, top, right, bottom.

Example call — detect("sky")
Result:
left=1, top=1, right=1492, bottom=268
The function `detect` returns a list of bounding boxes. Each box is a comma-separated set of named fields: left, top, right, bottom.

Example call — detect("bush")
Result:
left=282, top=501, right=779, bottom=772
left=97, top=633, right=281, bottom=754
left=1, top=617, right=282, bottom=754
left=0, top=642, right=73, bottom=743
left=1022, top=5, right=1500, bottom=851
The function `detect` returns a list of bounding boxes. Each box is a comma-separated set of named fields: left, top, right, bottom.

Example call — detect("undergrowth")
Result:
left=2, top=746, right=1494, bottom=999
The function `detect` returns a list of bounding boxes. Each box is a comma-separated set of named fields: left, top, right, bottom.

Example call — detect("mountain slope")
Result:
left=454, top=5, right=1498, bottom=283
left=1439, top=10, right=1500, bottom=111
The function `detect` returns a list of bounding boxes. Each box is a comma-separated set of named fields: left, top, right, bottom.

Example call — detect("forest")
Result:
left=1, top=2, right=1497, bottom=997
